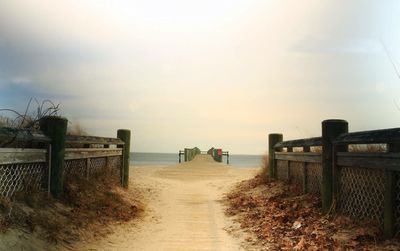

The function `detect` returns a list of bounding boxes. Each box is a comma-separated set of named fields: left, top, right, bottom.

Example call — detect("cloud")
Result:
left=0, top=0, right=399, bottom=153
left=10, top=76, right=32, bottom=85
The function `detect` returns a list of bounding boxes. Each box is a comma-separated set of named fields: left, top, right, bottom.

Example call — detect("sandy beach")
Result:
left=75, top=154, right=259, bottom=251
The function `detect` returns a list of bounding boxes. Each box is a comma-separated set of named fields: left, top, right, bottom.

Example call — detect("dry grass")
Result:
left=311, top=146, right=322, bottom=153
left=348, top=144, right=387, bottom=152
left=0, top=174, right=144, bottom=245
left=0, top=116, right=13, bottom=128
left=259, top=153, right=269, bottom=183
left=67, top=121, right=88, bottom=136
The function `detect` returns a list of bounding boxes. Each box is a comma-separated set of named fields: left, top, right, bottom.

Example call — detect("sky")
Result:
left=0, top=0, right=399, bottom=154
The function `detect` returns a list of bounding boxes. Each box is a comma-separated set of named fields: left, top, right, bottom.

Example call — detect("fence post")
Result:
left=321, top=119, right=348, bottom=214
left=184, top=148, right=189, bottom=162
left=287, top=147, right=293, bottom=182
left=384, top=143, right=399, bottom=238
left=303, top=146, right=311, bottom=193
left=117, top=129, right=131, bottom=188
left=39, top=116, right=68, bottom=198
left=268, top=133, right=283, bottom=180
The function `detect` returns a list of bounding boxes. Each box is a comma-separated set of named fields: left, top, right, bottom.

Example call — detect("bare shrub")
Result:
left=259, top=153, right=269, bottom=183
left=67, top=121, right=88, bottom=136
left=0, top=116, right=14, bottom=127
left=0, top=99, right=60, bottom=147
left=0, top=98, right=60, bottom=131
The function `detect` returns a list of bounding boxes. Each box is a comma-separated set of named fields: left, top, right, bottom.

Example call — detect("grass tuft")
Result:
left=0, top=173, right=144, bottom=245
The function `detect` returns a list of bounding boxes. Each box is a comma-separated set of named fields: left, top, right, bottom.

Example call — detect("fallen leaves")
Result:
left=223, top=174, right=400, bottom=250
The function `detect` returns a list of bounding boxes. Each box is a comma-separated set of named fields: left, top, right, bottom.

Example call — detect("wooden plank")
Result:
left=65, top=135, right=124, bottom=145
left=337, top=152, right=400, bottom=171
left=334, top=128, right=400, bottom=145
left=274, top=137, right=322, bottom=148
left=274, top=152, right=322, bottom=163
left=0, top=148, right=47, bottom=164
left=0, top=127, right=51, bottom=143
left=64, top=148, right=122, bottom=160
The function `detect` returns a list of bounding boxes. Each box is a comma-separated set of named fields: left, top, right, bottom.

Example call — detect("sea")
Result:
left=130, top=152, right=264, bottom=168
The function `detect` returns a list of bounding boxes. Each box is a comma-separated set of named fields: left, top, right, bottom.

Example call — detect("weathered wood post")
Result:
left=287, top=147, right=293, bottom=182
left=384, top=143, right=400, bottom=238
left=117, top=129, right=131, bottom=188
left=39, top=116, right=68, bottom=198
left=321, top=119, right=348, bottom=213
left=303, top=146, right=310, bottom=193
left=184, top=148, right=189, bottom=162
left=268, top=133, right=283, bottom=180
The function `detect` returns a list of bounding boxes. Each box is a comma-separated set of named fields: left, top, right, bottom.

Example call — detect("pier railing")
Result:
left=178, top=147, right=201, bottom=162
left=178, top=147, right=229, bottom=164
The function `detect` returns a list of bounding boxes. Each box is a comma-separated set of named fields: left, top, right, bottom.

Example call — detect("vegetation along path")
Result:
left=76, top=154, right=259, bottom=251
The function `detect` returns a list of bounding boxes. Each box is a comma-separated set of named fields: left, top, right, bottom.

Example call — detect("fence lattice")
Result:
left=338, top=166, right=385, bottom=225
left=0, top=162, right=48, bottom=197
left=289, top=161, right=304, bottom=188
left=65, top=159, right=87, bottom=177
left=64, top=155, right=122, bottom=179
left=307, top=163, right=322, bottom=195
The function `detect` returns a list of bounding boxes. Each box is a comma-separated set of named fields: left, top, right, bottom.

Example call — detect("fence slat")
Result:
left=0, top=127, right=51, bottom=143
left=0, top=148, right=47, bottom=164
left=337, top=153, right=400, bottom=171
left=64, top=148, right=123, bottom=160
left=334, top=128, right=400, bottom=145
left=65, top=135, right=124, bottom=145
left=275, top=152, right=321, bottom=163
left=274, top=137, right=322, bottom=148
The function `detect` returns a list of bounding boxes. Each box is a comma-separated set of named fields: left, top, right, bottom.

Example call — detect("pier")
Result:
left=179, top=147, right=230, bottom=164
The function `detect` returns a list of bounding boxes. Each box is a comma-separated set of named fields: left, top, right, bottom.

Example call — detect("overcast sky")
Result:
left=0, top=0, right=399, bottom=154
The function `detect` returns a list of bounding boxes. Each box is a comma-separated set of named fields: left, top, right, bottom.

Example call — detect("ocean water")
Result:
left=130, top=152, right=263, bottom=168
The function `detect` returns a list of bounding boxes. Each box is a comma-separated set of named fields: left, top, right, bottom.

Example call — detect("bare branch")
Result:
left=381, top=39, right=400, bottom=79
left=18, top=98, right=33, bottom=128
left=0, top=98, right=61, bottom=146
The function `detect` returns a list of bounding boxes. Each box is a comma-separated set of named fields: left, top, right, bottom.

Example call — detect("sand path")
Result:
left=76, top=154, right=258, bottom=251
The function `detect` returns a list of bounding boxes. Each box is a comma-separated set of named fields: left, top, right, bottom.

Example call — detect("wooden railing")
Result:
left=272, top=136, right=322, bottom=195
left=0, top=116, right=131, bottom=198
left=269, top=120, right=400, bottom=238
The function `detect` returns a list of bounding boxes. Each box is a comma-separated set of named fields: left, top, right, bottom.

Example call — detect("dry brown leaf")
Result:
left=293, top=236, right=306, bottom=250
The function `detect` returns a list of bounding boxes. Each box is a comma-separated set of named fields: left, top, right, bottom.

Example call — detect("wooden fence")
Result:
left=269, top=119, right=400, bottom=237
left=0, top=116, right=131, bottom=198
